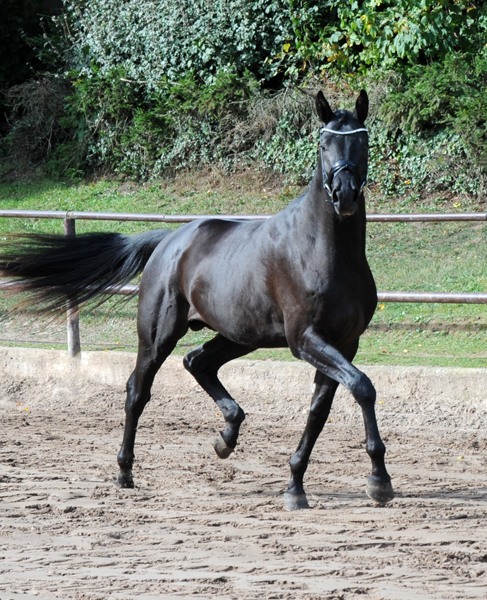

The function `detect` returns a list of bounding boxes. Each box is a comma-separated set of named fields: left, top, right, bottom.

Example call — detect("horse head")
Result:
left=316, top=90, right=369, bottom=217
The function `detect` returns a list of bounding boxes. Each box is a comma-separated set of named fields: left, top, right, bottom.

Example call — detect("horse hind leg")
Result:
left=117, top=360, right=158, bottom=489
left=183, top=334, right=254, bottom=458
left=117, top=298, right=189, bottom=488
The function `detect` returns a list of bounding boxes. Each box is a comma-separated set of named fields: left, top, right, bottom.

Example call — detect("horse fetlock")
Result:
left=233, top=405, right=246, bottom=425
left=366, top=440, right=386, bottom=461
left=289, top=452, right=306, bottom=478
left=287, top=473, right=305, bottom=495
left=219, top=399, right=245, bottom=425
left=117, top=450, right=134, bottom=471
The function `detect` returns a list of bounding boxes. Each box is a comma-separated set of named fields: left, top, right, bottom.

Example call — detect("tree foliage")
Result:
left=0, top=0, right=64, bottom=86
left=3, top=0, right=487, bottom=202
left=63, top=0, right=292, bottom=84
left=287, top=0, right=481, bottom=74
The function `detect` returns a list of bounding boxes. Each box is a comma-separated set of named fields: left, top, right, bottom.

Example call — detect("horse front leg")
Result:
left=291, top=328, right=394, bottom=506
left=285, top=371, right=338, bottom=510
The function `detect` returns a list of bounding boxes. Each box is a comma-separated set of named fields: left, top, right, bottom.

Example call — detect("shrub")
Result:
left=381, top=53, right=487, bottom=169
left=3, top=0, right=487, bottom=205
left=63, top=0, right=293, bottom=84
left=3, top=76, right=73, bottom=171
left=60, top=67, right=263, bottom=177
left=287, top=0, right=483, bottom=74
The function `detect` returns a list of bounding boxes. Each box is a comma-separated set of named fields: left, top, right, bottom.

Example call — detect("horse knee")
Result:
left=350, top=373, right=376, bottom=406
left=182, top=350, right=195, bottom=374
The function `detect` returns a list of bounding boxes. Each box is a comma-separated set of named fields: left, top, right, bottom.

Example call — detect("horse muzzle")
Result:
left=329, top=168, right=361, bottom=216
left=322, top=158, right=366, bottom=217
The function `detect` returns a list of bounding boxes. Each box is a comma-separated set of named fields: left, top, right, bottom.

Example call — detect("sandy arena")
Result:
left=0, top=349, right=487, bottom=600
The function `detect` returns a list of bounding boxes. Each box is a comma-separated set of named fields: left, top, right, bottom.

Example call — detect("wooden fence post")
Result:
left=63, top=215, right=81, bottom=357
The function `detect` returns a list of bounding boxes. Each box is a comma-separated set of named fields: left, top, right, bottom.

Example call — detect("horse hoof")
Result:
left=284, top=492, right=310, bottom=511
left=116, top=472, right=135, bottom=489
left=366, top=476, right=394, bottom=504
left=213, top=433, right=234, bottom=459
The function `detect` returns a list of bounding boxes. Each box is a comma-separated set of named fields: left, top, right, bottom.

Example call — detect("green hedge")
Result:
left=63, top=1, right=485, bottom=82
left=3, top=0, right=487, bottom=203
left=288, top=0, right=483, bottom=74
left=63, top=0, right=293, bottom=83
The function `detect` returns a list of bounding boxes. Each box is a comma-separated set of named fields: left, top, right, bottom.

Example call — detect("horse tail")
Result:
left=0, top=229, right=171, bottom=314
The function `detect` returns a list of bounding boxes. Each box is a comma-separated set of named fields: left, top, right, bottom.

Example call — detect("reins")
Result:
left=319, top=126, right=368, bottom=198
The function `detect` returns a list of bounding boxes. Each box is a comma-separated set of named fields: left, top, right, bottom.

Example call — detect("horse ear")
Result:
left=353, top=89, right=369, bottom=123
left=315, top=91, right=334, bottom=124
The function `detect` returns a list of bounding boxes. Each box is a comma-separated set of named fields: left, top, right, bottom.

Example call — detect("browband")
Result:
left=319, top=125, right=368, bottom=197
left=320, top=127, right=368, bottom=136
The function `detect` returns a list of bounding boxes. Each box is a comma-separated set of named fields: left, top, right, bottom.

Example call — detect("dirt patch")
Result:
left=0, top=368, right=487, bottom=600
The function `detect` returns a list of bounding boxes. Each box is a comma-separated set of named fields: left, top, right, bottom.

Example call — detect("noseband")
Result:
left=320, top=126, right=368, bottom=198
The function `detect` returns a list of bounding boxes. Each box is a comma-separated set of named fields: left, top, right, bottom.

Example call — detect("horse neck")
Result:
left=304, top=162, right=368, bottom=260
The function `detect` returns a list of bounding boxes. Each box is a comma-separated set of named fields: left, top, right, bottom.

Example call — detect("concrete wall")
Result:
left=0, top=346, right=486, bottom=405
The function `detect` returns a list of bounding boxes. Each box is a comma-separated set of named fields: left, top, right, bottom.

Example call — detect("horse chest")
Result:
left=292, top=266, right=375, bottom=342
left=300, top=255, right=374, bottom=301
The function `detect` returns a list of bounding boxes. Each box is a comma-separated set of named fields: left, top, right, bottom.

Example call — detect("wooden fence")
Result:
left=0, top=209, right=486, bottom=356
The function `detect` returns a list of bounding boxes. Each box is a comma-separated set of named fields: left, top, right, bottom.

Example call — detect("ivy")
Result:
left=63, top=0, right=292, bottom=85
left=3, top=0, right=487, bottom=203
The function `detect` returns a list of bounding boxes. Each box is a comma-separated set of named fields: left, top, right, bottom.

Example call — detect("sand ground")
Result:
left=0, top=364, right=487, bottom=600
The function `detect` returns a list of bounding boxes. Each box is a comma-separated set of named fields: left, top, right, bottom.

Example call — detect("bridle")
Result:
left=320, top=126, right=368, bottom=198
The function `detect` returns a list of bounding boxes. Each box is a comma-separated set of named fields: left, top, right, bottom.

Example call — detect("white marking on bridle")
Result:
left=320, top=127, right=368, bottom=135
left=319, top=126, right=368, bottom=196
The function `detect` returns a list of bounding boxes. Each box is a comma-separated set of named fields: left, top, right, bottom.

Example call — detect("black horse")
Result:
left=0, top=90, right=394, bottom=510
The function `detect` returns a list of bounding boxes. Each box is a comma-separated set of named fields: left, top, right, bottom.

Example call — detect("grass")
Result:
left=363, top=220, right=487, bottom=367
left=0, top=173, right=295, bottom=235
left=0, top=174, right=486, bottom=368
